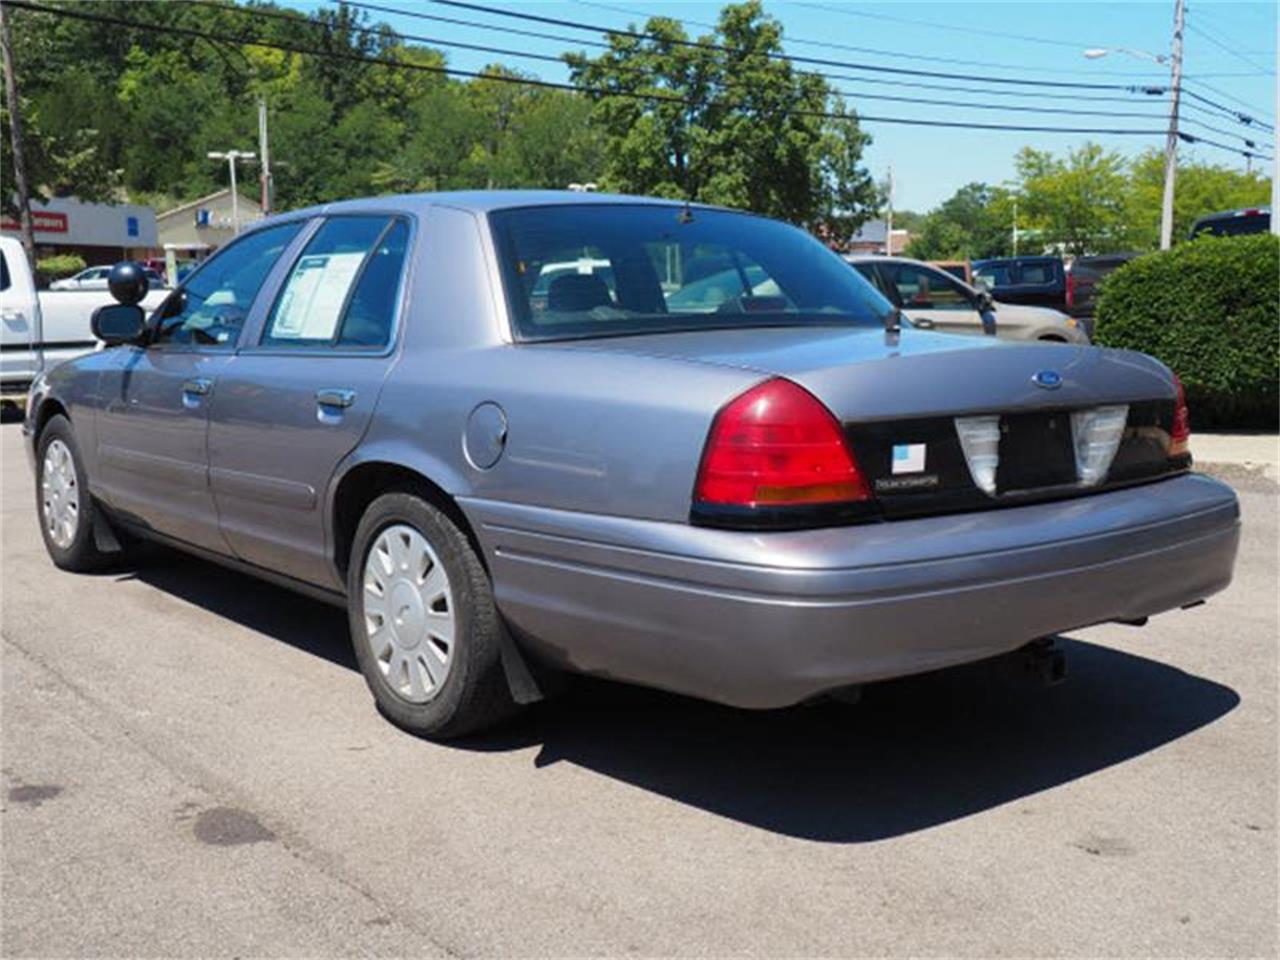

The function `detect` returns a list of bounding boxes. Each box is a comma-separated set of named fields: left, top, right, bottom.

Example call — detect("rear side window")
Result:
left=1017, top=262, right=1057, bottom=285
left=263, top=216, right=407, bottom=348
left=974, top=263, right=1013, bottom=288
left=338, top=220, right=409, bottom=347
left=0, top=251, right=10, bottom=292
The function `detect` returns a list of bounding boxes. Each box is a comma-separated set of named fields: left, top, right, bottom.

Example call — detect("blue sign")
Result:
left=126, top=215, right=139, bottom=238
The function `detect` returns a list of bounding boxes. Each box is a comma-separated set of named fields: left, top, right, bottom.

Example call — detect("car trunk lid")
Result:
left=561, top=326, right=1183, bottom=521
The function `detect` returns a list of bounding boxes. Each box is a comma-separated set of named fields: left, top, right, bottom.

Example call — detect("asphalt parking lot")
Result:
left=1, top=420, right=1276, bottom=958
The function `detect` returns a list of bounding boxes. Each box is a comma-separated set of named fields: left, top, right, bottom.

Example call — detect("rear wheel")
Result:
left=347, top=492, right=518, bottom=739
left=36, top=414, right=120, bottom=571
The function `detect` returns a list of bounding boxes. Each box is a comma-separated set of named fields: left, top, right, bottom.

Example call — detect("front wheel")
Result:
left=346, top=492, right=518, bottom=739
left=35, top=414, right=121, bottom=572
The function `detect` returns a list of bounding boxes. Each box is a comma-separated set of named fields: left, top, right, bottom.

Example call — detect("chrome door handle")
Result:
left=316, top=388, right=356, bottom=409
left=182, top=378, right=213, bottom=396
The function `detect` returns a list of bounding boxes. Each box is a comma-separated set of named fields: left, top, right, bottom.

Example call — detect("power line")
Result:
left=423, top=0, right=1151, bottom=91
left=574, top=0, right=1167, bottom=79
left=1182, top=86, right=1275, bottom=131
left=1186, top=22, right=1275, bottom=76
left=564, top=0, right=1280, bottom=133
left=197, top=0, right=1175, bottom=125
left=344, top=0, right=1171, bottom=108
left=1184, top=79, right=1276, bottom=124
left=415, top=0, right=1278, bottom=137
left=7, top=0, right=1268, bottom=160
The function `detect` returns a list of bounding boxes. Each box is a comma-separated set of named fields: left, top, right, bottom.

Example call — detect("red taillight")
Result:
left=1065, top=271, right=1076, bottom=309
left=694, top=378, right=871, bottom=508
left=1170, top=374, right=1191, bottom=458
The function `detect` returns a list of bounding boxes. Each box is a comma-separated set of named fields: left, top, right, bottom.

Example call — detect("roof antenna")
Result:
left=884, top=305, right=901, bottom=335
left=677, top=198, right=695, bottom=225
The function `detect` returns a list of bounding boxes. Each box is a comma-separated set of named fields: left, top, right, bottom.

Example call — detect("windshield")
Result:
left=490, top=204, right=893, bottom=341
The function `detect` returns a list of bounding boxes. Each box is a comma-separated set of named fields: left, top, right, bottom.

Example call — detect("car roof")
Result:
left=972, top=255, right=1061, bottom=266
left=257, top=190, right=726, bottom=226
left=842, top=254, right=933, bottom=267
left=1192, top=205, right=1271, bottom=222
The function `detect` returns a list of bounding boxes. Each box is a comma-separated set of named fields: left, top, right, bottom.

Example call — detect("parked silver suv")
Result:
left=847, top=255, right=1088, bottom=343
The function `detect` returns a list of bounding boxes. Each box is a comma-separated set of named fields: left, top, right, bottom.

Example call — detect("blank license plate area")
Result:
left=995, top=411, right=1076, bottom=492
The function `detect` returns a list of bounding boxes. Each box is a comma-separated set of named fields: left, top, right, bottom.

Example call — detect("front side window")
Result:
left=262, top=216, right=407, bottom=348
left=885, top=263, right=972, bottom=310
left=490, top=205, right=891, bottom=341
left=154, top=221, right=304, bottom=348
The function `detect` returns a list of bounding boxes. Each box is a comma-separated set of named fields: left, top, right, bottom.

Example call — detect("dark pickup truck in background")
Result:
left=973, top=253, right=1140, bottom=335
left=1065, top=253, right=1139, bottom=322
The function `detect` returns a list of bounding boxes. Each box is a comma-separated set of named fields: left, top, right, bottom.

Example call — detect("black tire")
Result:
left=35, top=414, right=119, bottom=572
left=346, top=492, right=518, bottom=739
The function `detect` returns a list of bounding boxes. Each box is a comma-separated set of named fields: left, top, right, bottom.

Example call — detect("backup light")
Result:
left=954, top=415, right=1001, bottom=495
left=1071, top=405, right=1129, bottom=486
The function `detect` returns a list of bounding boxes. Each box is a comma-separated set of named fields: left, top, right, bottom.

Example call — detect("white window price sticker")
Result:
left=271, top=251, right=366, bottom=340
left=891, top=443, right=926, bottom=474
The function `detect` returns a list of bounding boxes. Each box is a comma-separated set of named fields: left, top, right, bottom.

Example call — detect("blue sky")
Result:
left=283, top=0, right=1277, bottom=211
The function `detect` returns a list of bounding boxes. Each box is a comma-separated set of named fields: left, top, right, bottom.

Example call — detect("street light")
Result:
left=207, top=149, right=256, bottom=235
left=1082, top=0, right=1184, bottom=250
left=1083, top=47, right=1167, bottom=64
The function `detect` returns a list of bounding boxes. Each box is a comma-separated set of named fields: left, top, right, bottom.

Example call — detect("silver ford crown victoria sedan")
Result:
left=24, top=191, right=1240, bottom=738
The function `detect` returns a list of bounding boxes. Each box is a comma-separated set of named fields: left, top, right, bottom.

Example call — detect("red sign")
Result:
left=0, top=211, right=69, bottom=234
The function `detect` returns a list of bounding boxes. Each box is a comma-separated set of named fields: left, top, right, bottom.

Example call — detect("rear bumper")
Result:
left=462, top=473, right=1240, bottom=708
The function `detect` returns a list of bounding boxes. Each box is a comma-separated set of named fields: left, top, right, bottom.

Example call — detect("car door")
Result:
left=94, top=221, right=305, bottom=552
left=881, top=261, right=985, bottom=336
left=208, top=215, right=411, bottom=590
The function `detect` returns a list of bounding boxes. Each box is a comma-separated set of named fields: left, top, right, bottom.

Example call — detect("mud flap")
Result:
left=92, top=510, right=123, bottom=554
left=498, top=629, right=544, bottom=705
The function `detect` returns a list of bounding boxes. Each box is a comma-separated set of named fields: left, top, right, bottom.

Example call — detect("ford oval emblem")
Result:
left=1032, top=369, right=1063, bottom=390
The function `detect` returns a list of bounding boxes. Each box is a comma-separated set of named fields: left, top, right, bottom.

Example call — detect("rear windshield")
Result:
left=489, top=204, right=892, bottom=341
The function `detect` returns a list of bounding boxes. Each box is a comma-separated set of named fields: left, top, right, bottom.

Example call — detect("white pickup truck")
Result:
left=1, top=235, right=167, bottom=404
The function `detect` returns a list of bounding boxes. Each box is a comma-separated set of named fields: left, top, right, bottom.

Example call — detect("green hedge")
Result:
left=1094, top=233, right=1279, bottom=428
left=35, top=253, right=87, bottom=286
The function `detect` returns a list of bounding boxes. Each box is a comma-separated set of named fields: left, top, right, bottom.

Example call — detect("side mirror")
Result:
left=91, top=303, right=147, bottom=346
left=107, top=261, right=150, bottom=305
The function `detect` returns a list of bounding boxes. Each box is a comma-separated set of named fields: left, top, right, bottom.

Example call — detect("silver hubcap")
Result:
left=41, top=439, right=80, bottom=549
left=362, top=523, right=455, bottom=703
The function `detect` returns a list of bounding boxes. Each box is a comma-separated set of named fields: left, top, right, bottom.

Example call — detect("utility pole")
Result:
left=207, top=149, right=255, bottom=234
left=257, top=98, right=272, bottom=216
left=1159, top=0, right=1186, bottom=250
left=1273, top=56, right=1279, bottom=237
left=1012, top=194, right=1019, bottom=255
left=884, top=165, right=894, bottom=256
left=0, top=4, right=36, bottom=271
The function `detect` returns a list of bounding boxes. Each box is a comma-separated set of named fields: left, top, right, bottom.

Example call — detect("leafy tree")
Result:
left=1014, top=142, right=1131, bottom=255
left=566, top=1, right=877, bottom=231
left=1125, top=148, right=1271, bottom=248
left=904, top=182, right=1012, bottom=260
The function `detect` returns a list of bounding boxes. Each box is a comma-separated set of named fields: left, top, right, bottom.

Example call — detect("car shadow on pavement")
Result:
left=127, top=545, right=1239, bottom=844
left=469, top=642, right=1239, bottom=842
